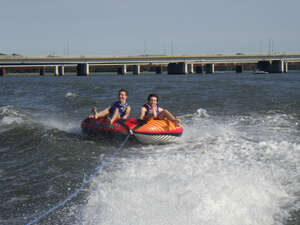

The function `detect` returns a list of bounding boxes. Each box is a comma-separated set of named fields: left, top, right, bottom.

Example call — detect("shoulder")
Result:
left=142, top=104, right=148, bottom=109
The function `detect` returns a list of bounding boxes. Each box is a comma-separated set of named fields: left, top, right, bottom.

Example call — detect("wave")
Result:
left=79, top=109, right=300, bottom=225
left=0, top=105, right=81, bottom=135
left=65, top=92, right=78, bottom=98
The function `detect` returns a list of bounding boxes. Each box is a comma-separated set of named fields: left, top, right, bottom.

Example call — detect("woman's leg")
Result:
left=95, top=108, right=110, bottom=119
left=108, top=108, right=121, bottom=125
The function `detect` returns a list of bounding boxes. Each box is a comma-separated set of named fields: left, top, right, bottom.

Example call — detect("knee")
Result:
left=112, top=108, right=120, bottom=116
left=162, top=109, right=169, bottom=114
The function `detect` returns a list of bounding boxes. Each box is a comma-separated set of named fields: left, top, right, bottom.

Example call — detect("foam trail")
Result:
left=82, top=154, right=290, bottom=225
left=80, top=111, right=300, bottom=225
left=37, top=117, right=81, bottom=134
left=0, top=105, right=81, bottom=134
left=0, top=105, right=26, bottom=129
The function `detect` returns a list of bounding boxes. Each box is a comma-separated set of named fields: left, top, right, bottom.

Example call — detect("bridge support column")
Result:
left=156, top=65, right=163, bottom=74
left=133, top=65, right=141, bottom=75
left=168, top=62, right=188, bottom=74
left=40, top=67, right=46, bottom=76
left=83, top=63, right=89, bottom=76
left=194, top=65, right=204, bottom=74
left=284, top=62, right=288, bottom=73
left=236, top=65, right=243, bottom=73
left=257, top=61, right=271, bottom=72
left=0, top=67, right=6, bottom=76
left=188, top=63, right=194, bottom=74
left=59, top=66, right=64, bottom=76
left=271, top=60, right=284, bottom=73
left=77, top=63, right=90, bottom=76
left=205, top=64, right=215, bottom=74
left=54, top=66, right=59, bottom=76
left=121, top=65, right=127, bottom=75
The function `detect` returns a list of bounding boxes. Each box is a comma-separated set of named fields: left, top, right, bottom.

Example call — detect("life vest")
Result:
left=109, top=101, right=129, bottom=118
left=144, top=104, right=160, bottom=119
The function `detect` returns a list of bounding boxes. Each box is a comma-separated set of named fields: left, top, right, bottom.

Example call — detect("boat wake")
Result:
left=78, top=108, right=300, bottom=225
left=0, top=105, right=81, bottom=134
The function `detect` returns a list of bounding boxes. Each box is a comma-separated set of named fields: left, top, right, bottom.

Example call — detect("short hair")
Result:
left=147, top=93, right=159, bottom=102
left=119, top=88, right=128, bottom=96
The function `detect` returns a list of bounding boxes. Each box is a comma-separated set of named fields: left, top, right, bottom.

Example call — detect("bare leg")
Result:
left=90, top=107, right=110, bottom=119
left=108, top=108, right=121, bottom=125
left=96, top=108, right=110, bottom=119
left=158, top=109, right=181, bottom=126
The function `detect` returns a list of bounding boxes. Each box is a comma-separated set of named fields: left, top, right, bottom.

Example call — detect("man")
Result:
left=139, top=93, right=181, bottom=126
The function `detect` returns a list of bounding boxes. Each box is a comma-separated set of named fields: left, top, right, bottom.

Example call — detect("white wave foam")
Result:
left=0, top=105, right=81, bottom=134
left=1, top=116, right=24, bottom=125
left=82, top=153, right=291, bottom=225
left=79, top=110, right=300, bottom=225
left=65, top=92, right=78, bottom=98
left=179, top=108, right=209, bottom=120
left=195, top=108, right=210, bottom=118
left=37, top=117, right=81, bottom=134
left=0, top=105, right=25, bottom=126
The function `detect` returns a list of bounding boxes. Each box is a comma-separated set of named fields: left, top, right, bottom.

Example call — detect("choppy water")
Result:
left=0, top=73, right=300, bottom=225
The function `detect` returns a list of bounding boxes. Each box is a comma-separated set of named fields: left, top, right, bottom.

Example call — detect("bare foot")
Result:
left=89, top=106, right=97, bottom=119
left=106, top=117, right=113, bottom=128
left=173, top=118, right=181, bottom=127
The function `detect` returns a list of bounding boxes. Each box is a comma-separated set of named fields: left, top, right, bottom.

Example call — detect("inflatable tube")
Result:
left=133, top=119, right=183, bottom=144
left=81, top=118, right=183, bottom=144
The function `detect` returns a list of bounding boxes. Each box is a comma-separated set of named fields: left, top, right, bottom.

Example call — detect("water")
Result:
left=0, top=73, right=300, bottom=225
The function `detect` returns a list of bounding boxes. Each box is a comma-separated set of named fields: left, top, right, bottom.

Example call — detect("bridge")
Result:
left=1, top=53, right=300, bottom=76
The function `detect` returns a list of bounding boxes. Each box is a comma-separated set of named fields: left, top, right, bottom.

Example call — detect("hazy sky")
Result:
left=1, top=0, right=299, bottom=56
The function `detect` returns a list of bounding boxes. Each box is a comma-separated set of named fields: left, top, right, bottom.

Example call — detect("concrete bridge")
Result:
left=1, top=54, right=300, bottom=76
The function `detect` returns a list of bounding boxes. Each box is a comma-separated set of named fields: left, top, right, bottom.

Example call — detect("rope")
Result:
left=25, top=133, right=131, bottom=225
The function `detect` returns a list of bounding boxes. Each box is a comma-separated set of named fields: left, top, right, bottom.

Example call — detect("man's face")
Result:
left=148, top=96, right=158, bottom=107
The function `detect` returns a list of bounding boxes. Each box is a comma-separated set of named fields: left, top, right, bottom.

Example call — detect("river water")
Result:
left=0, top=73, right=300, bottom=225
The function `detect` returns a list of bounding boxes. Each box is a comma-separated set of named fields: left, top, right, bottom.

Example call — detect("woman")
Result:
left=90, top=88, right=131, bottom=125
left=139, top=94, right=181, bottom=126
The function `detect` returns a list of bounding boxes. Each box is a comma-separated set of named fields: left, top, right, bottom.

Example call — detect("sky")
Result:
left=1, top=0, right=300, bottom=56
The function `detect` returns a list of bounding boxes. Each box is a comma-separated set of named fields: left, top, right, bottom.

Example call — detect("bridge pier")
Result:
left=257, top=61, right=271, bottom=72
left=284, top=62, right=288, bottom=73
left=59, top=66, right=64, bottom=76
left=119, top=65, right=127, bottom=75
left=205, top=64, right=215, bottom=74
left=188, top=63, right=194, bottom=74
left=236, top=65, right=243, bottom=73
left=133, top=65, right=141, bottom=75
left=168, top=62, right=188, bottom=74
left=194, top=65, right=204, bottom=74
left=0, top=67, right=6, bottom=76
left=40, top=67, right=46, bottom=76
left=271, top=60, right=284, bottom=73
left=54, top=66, right=59, bottom=76
left=156, top=65, right=163, bottom=74
left=77, top=63, right=90, bottom=76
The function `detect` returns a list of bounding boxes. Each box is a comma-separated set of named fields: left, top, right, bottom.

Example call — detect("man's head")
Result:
left=147, top=94, right=158, bottom=106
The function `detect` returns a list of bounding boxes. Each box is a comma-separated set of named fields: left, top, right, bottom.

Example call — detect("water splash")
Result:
left=0, top=105, right=81, bottom=134
left=65, top=92, right=78, bottom=98
left=80, top=110, right=300, bottom=225
left=0, top=105, right=25, bottom=126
